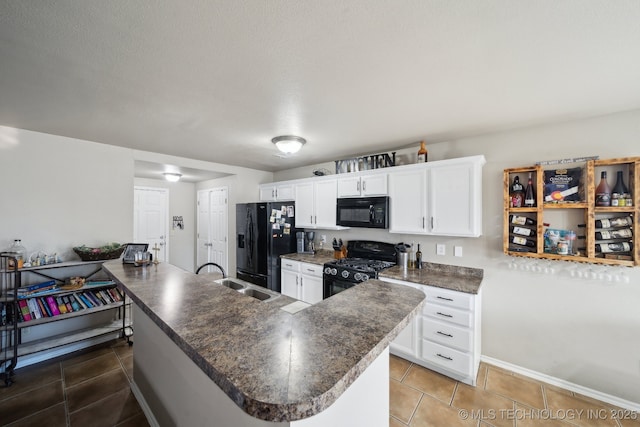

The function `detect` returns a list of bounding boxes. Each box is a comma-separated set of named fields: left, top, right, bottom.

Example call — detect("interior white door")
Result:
left=197, top=188, right=228, bottom=274
left=134, top=187, right=169, bottom=262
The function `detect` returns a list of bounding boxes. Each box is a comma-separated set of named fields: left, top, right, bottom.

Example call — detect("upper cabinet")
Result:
left=337, top=172, right=388, bottom=198
left=295, top=177, right=345, bottom=229
left=259, top=182, right=295, bottom=201
left=389, top=156, right=486, bottom=237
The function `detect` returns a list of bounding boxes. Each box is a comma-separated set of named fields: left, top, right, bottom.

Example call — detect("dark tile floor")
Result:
left=0, top=339, right=149, bottom=427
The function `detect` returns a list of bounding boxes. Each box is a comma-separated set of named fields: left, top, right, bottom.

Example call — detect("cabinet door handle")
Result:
left=272, top=189, right=275, bottom=198
left=306, top=268, right=315, bottom=273
left=431, top=217, right=434, bottom=229
left=436, top=296, right=454, bottom=302
left=310, top=215, right=313, bottom=223
left=275, top=189, right=278, bottom=198
left=436, top=311, right=453, bottom=318
left=362, top=181, right=366, bottom=192
left=357, top=181, right=360, bottom=191
left=436, top=353, right=453, bottom=361
left=436, top=331, right=453, bottom=338
left=314, top=215, right=317, bottom=224
left=422, top=217, right=425, bottom=228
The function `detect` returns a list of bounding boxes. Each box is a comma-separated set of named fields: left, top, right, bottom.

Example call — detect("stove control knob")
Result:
left=324, top=267, right=332, bottom=275
left=331, top=268, right=337, bottom=275
left=341, top=270, right=350, bottom=279
left=354, top=273, right=363, bottom=281
left=361, top=274, right=369, bottom=282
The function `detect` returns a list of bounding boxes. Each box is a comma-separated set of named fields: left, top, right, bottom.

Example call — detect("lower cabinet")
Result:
left=381, top=277, right=481, bottom=386
left=281, top=260, right=323, bottom=304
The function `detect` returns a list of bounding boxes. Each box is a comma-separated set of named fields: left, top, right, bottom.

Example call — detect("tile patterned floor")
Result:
left=390, top=355, right=640, bottom=427
left=0, top=339, right=148, bottom=427
left=3, top=343, right=638, bottom=427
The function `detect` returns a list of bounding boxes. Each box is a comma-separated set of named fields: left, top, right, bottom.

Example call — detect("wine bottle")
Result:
left=524, top=173, right=535, bottom=207
left=511, top=236, right=536, bottom=247
left=595, top=242, right=631, bottom=253
left=415, top=244, right=423, bottom=269
left=595, top=228, right=633, bottom=240
left=408, top=242, right=415, bottom=268
left=611, top=171, right=629, bottom=207
left=510, top=176, right=524, bottom=208
left=595, top=216, right=633, bottom=229
left=417, top=141, right=428, bottom=163
left=511, top=226, right=535, bottom=237
left=595, top=171, right=611, bottom=207
left=509, top=214, right=536, bottom=226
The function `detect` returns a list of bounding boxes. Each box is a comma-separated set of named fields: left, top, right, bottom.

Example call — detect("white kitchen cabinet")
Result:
left=295, top=177, right=343, bottom=229
left=389, top=155, right=485, bottom=237
left=259, top=182, right=295, bottom=201
left=280, top=260, right=323, bottom=304
left=337, top=173, right=388, bottom=198
left=381, top=277, right=481, bottom=386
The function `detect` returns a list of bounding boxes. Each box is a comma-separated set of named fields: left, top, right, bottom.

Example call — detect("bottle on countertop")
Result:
left=611, top=171, right=629, bottom=207
left=509, top=214, right=536, bottom=226
left=595, top=171, right=611, bottom=207
left=415, top=244, right=423, bottom=269
left=524, top=173, right=536, bottom=207
left=408, top=242, right=416, bottom=269
left=417, top=141, right=428, bottom=163
left=510, top=176, right=525, bottom=208
left=595, top=216, right=633, bottom=229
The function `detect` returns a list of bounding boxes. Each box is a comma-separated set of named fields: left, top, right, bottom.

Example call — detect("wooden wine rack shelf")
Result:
left=503, top=157, right=640, bottom=267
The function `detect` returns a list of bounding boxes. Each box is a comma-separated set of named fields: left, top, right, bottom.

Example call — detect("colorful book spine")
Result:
left=73, top=294, right=87, bottom=310
left=56, top=296, right=68, bottom=314
left=45, top=296, right=61, bottom=316
left=37, top=298, right=50, bottom=317
left=28, top=298, right=42, bottom=319
left=62, top=296, right=73, bottom=313
left=79, top=293, right=94, bottom=308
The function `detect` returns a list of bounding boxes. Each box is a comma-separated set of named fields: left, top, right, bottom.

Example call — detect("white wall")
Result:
left=274, top=109, right=640, bottom=405
left=0, top=127, right=133, bottom=258
left=134, top=178, right=196, bottom=272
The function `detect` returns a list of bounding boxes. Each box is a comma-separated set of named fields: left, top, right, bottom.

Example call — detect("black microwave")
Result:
left=336, top=196, right=389, bottom=229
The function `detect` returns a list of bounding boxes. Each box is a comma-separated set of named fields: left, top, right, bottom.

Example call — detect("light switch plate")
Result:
left=454, top=246, right=463, bottom=257
left=436, top=244, right=446, bottom=256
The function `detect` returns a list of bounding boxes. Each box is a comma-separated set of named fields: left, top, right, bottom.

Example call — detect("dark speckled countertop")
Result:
left=102, top=261, right=425, bottom=422
left=281, top=252, right=483, bottom=295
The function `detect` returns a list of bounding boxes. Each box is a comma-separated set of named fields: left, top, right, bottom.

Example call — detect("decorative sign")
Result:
left=535, top=156, right=599, bottom=166
left=335, top=151, right=396, bottom=174
left=173, top=216, right=184, bottom=230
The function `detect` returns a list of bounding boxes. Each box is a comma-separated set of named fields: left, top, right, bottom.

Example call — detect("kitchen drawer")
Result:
left=421, top=339, right=472, bottom=376
left=423, top=286, right=474, bottom=311
left=422, top=317, right=472, bottom=352
left=422, top=302, right=473, bottom=328
left=281, top=259, right=300, bottom=272
left=300, top=262, right=322, bottom=277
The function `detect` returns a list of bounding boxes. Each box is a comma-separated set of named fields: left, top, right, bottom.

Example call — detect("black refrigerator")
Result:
left=236, top=202, right=297, bottom=293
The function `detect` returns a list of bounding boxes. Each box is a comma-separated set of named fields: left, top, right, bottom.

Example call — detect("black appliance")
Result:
left=323, top=240, right=396, bottom=298
left=236, top=202, right=296, bottom=293
left=336, top=196, right=389, bottom=229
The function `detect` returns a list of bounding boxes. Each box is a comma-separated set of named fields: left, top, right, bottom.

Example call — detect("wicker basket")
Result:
left=73, top=245, right=125, bottom=261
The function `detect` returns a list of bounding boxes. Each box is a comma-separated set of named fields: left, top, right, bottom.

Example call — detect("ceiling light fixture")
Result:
left=272, top=135, right=306, bottom=154
left=163, top=172, right=182, bottom=182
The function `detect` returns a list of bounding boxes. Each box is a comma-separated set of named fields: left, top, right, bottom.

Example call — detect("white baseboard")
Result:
left=130, top=380, right=160, bottom=427
left=481, top=355, right=640, bottom=412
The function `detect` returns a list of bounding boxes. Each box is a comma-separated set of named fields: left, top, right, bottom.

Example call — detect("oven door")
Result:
left=323, top=275, right=357, bottom=299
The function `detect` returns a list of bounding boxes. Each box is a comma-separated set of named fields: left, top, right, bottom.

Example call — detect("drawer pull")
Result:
left=436, top=296, right=454, bottom=302
left=436, top=353, right=453, bottom=361
left=436, top=331, right=453, bottom=338
left=436, top=312, right=453, bottom=318
left=306, top=268, right=316, bottom=272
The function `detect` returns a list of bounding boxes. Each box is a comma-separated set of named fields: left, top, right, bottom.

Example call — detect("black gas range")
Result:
left=323, top=240, right=396, bottom=298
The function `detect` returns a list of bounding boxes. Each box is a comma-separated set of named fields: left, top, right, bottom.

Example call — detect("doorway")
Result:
left=134, top=187, right=169, bottom=262
left=197, top=187, right=228, bottom=273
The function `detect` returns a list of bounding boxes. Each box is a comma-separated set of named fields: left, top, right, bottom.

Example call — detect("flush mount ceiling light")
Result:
left=163, top=172, right=182, bottom=182
left=272, top=135, right=306, bottom=154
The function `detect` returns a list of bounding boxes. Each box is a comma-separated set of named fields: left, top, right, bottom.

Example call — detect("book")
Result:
left=17, top=287, right=59, bottom=299
left=18, top=280, right=56, bottom=294
left=85, top=280, right=116, bottom=287
left=45, top=296, right=61, bottom=316
left=56, top=296, right=68, bottom=314
left=90, top=291, right=106, bottom=306
left=72, top=294, right=85, bottom=310
left=28, top=298, right=42, bottom=319
left=62, top=296, right=73, bottom=313
left=79, top=293, right=96, bottom=308
left=100, top=290, right=114, bottom=304
left=36, top=297, right=50, bottom=317
left=107, top=288, right=121, bottom=302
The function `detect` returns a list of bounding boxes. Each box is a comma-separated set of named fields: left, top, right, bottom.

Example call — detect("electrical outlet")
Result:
left=454, top=246, right=463, bottom=257
left=436, top=244, right=446, bottom=256
left=320, top=235, right=327, bottom=243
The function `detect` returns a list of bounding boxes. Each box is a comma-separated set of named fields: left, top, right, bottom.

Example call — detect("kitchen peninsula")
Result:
left=102, top=261, right=426, bottom=426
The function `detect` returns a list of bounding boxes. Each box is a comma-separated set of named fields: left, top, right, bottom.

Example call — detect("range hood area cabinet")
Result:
left=337, top=171, right=388, bottom=198
left=389, top=155, right=486, bottom=237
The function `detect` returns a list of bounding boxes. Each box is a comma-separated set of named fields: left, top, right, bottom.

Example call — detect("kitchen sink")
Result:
left=240, top=288, right=272, bottom=301
left=217, top=279, right=246, bottom=290
left=213, top=278, right=279, bottom=301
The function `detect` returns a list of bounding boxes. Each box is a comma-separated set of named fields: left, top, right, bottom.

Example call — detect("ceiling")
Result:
left=2, top=1, right=640, bottom=173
